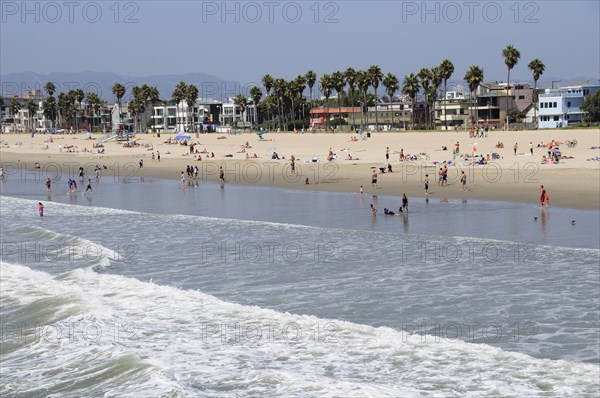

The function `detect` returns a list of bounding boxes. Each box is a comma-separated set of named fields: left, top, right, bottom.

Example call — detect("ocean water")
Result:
left=1, top=174, right=599, bottom=397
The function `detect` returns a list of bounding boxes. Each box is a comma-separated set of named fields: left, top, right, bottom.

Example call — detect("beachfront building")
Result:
left=0, top=89, right=45, bottom=133
left=469, top=82, right=534, bottom=128
left=310, top=101, right=412, bottom=130
left=309, top=107, right=362, bottom=129
left=435, top=91, right=471, bottom=130
left=150, top=99, right=217, bottom=133
left=219, top=98, right=257, bottom=129
left=537, top=84, right=600, bottom=128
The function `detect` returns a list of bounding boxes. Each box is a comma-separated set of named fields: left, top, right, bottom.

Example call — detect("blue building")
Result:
left=538, top=84, right=599, bottom=128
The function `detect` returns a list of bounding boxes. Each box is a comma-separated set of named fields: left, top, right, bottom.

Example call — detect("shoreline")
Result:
left=1, top=130, right=599, bottom=210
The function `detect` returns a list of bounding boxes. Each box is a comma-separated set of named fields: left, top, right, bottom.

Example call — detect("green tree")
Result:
left=233, top=94, right=248, bottom=129
left=73, top=88, right=85, bottom=131
left=527, top=59, right=545, bottom=128
left=44, top=81, right=56, bottom=128
left=382, top=73, right=399, bottom=129
left=186, top=84, right=199, bottom=133
left=429, top=66, right=443, bottom=129
left=262, top=75, right=274, bottom=127
left=112, top=83, right=126, bottom=126
left=357, top=70, right=370, bottom=128
left=86, top=92, right=103, bottom=131
left=464, top=65, right=484, bottom=126
left=368, top=65, right=384, bottom=130
left=42, top=97, right=56, bottom=130
left=273, top=78, right=287, bottom=131
left=332, top=71, right=345, bottom=125
left=580, top=90, right=600, bottom=123
left=503, top=44, right=521, bottom=129
left=320, top=74, right=333, bottom=130
left=344, top=68, right=358, bottom=128
left=172, top=81, right=187, bottom=132
left=402, top=73, right=419, bottom=130
left=418, top=68, right=432, bottom=127
left=26, top=99, right=37, bottom=131
left=304, top=71, right=317, bottom=113
left=9, top=98, right=21, bottom=131
left=439, top=59, right=454, bottom=130
left=249, top=86, right=262, bottom=127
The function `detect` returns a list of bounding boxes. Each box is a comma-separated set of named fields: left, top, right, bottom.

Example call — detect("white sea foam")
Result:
left=1, top=261, right=598, bottom=397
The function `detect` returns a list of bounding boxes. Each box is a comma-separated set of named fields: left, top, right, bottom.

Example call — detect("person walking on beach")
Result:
left=359, top=185, right=364, bottom=194
left=401, top=193, right=408, bottom=213
left=529, top=142, right=533, bottom=155
left=157, top=150, right=161, bottom=162
left=442, top=165, right=448, bottom=186
left=219, top=166, right=225, bottom=182
left=455, top=141, right=460, bottom=155
left=38, top=202, right=44, bottom=217
left=45, top=177, right=51, bottom=193
left=460, top=171, right=469, bottom=191
left=371, top=169, right=378, bottom=189
left=139, top=159, right=144, bottom=169
left=181, top=171, right=186, bottom=188
left=386, top=147, right=390, bottom=161
left=514, top=143, right=518, bottom=155
left=85, top=179, right=93, bottom=193
left=424, top=174, right=430, bottom=195
left=438, top=168, right=444, bottom=186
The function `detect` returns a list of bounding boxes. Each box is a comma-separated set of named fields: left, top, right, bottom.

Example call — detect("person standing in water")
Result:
left=424, top=174, right=429, bottom=195
left=401, top=193, right=408, bottom=213
left=540, top=185, right=547, bottom=207
left=85, top=179, right=93, bottom=193
left=370, top=203, right=377, bottom=215
left=38, top=202, right=44, bottom=217
left=45, top=177, right=51, bottom=193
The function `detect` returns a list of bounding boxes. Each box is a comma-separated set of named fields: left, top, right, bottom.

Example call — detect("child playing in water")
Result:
left=38, top=202, right=44, bottom=217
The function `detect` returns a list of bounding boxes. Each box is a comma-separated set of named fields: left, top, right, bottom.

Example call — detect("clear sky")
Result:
left=1, top=0, right=599, bottom=86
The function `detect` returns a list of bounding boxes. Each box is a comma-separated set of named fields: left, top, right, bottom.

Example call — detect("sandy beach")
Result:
left=1, top=129, right=599, bottom=209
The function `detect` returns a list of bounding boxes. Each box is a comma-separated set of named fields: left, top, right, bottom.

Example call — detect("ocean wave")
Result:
left=1, top=261, right=598, bottom=397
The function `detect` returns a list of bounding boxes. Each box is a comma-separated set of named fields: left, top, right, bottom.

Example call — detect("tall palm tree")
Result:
left=86, top=92, right=102, bottom=131
left=418, top=68, right=432, bottom=127
left=382, top=73, right=399, bottom=130
left=430, top=66, right=443, bottom=129
left=439, top=59, right=455, bottom=130
left=112, top=83, right=126, bottom=127
left=172, top=81, right=187, bottom=132
left=402, top=73, right=419, bottom=130
left=273, top=78, right=287, bottom=131
left=249, top=86, right=262, bottom=127
left=502, top=44, right=521, bottom=129
left=262, top=75, right=274, bottom=127
left=44, top=81, right=56, bottom=128
left=528, top=58, right=545, bottom=129
left=464, top=65, right=484, bottom=126
left=305, top=71, right=317, bottom=112
left=9, top=99, right=21, bottom=131
left=26, top=99, right=37, bottom=131
left=331, top=71, right=345, bottom=126
left=320, top=74, right=333, bottom=131
left=344, top=68, right=357, bottom=128
left=42, top=97, right=56, bottom=131
left=356, top=70, right=370, bottom=129
left=233, top=94, right=248, bottom=129
left=368, top=65, right=384, bottom=130
left=185, top=84, right=199, bottom=133
left=72, top=88, right=84, bottom=131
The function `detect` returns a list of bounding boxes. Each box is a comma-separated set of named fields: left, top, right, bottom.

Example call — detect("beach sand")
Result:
left=1, top=129, right=599, bottom=209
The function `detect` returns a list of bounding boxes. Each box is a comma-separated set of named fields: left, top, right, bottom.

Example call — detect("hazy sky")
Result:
left=2, top=0, right=599, bottom=86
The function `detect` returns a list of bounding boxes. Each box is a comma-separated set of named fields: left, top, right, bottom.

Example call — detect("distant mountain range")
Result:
left=0, top=71, right=245, bottom=102
left=1, top=71, right=598, bottom=102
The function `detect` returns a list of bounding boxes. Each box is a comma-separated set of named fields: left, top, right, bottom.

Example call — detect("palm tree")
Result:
left=172, top=81, right=187, bottom=132
left=44, top=81, right=56, bottom=128
left=305, top=71, right=317, bottom=112
left=382, top=73, right=399, bottom=130
left=430, top=66, right=443, bottom=129
left=233, top=94, right=248, bottom=130
left=86, top=92, right=102, bottom=131
left=344, top=68, right=357, bottom=128
left=26, top=99, right=37, bottom=132
left=502, top=44, right=521, bottom=129
left=528, top=58, right=545, bottom=128
left=356, top=70, right=370, bottom=129
left=73, top=88, right=84, bottom=131
left=112, top=83, right=126, bottom=127
left=402, top=73, right=419, bottom=130
left=331, top=71, right=345, bottom=126
left=9, top=99, right=21, bottom=131
left=262, top=75, right=274, bottom=127
left=464, top=65, right=484, bottom=127
left=320, top=74, right=333, bottom=131
left=439, top=59, right=455, bottom=130
left=249, top=86, right=262, bottom=127
left=368, top=65, right=384, bottom=130
left=273, top=78, right=287, bottom=131
left=42, top=97, right=56, bottom=131
left=418, top=68, right=432, bottom=127
left=185, top=84, right=199, bottom=133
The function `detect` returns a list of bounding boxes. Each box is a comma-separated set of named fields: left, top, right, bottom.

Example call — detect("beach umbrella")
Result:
left=175, top=135, right=191, bottom=140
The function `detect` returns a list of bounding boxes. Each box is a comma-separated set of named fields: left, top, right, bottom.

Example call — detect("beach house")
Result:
left=537, top=83, right=600, bottom=128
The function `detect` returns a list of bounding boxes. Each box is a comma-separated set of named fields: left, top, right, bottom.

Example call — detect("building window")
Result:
left=553, top=102, right=557, bottom=108
left=553, top=116, right=559, bottom=121
left=567, top=101, right=571, bottom=107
